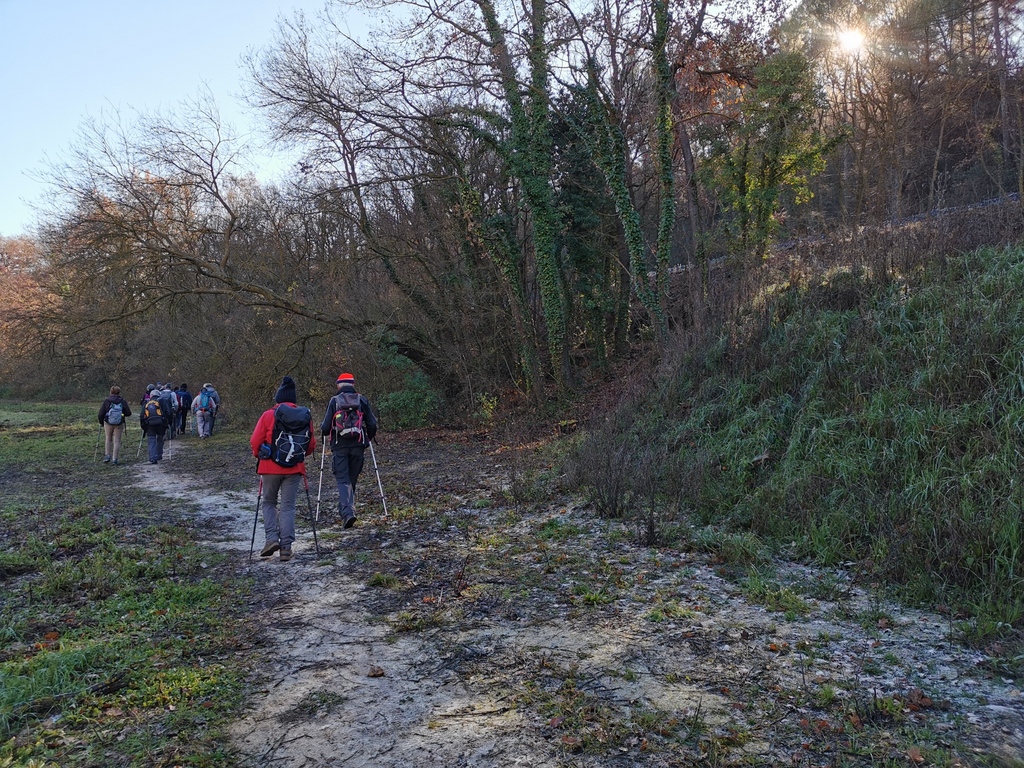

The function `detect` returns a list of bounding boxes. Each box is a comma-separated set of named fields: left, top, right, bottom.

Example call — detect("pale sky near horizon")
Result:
left=0, top=0, right=365, bottom=239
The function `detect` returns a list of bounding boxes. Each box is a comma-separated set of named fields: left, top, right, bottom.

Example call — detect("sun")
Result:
left=838, top=29, right=865, bottom=54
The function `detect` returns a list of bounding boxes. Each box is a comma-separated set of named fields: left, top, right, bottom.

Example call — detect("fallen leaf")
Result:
left=368, top=666, right=385, bottom=678
left=907, top=746, right=924, bottom=763
left=561, top=735, right=581, bottom=746
left=548, top=715, right=564, bottom=727
left=43, top=631, right=59, bottom=641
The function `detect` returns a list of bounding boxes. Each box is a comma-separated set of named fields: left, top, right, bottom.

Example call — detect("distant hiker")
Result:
left=98, top=386, right=132, bottom=465
left=140, top=383, right=156, bottom=407
left=157, top=383, right=178, bottom=441
left=204, top=382, right=222, bottom=435
left=193, top=383, right=218, bottom=438
left=176, top=383, right=192, bottom=435
left=140, top=389, right=168, bottom=464
left=320, top=372, right=377, bottom=528
left=250, top=376, right=317, bottom=562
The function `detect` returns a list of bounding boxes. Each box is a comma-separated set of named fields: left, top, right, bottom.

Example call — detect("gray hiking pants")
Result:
left=260, top=473, right=300, bottom=548
left=195, top=410, right=213, bottom=437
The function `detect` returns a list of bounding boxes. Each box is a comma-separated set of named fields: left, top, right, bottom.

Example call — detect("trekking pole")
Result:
left=136, top=430, right=145, bottom=459
left=94, top=424, right=103, bottom=462
left=249, top=475, right=263, bottom=563
left=314, top=440, right=327, bottom=523
left=369, top=441, right=389, bottom=517
left=302, top=474, right=321, bottom=557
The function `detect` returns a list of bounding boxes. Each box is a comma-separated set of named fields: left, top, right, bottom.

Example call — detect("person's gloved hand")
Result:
left=258, top=443, right=272, bottom=460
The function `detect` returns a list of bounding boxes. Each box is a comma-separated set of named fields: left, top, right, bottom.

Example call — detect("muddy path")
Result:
left=134, top=432, right=1023, bottom=767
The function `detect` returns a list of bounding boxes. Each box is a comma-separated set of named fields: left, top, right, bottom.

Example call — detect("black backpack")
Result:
left=270, top=404, right=312, bottom=467
left=143, top=399, right=164, bottom=426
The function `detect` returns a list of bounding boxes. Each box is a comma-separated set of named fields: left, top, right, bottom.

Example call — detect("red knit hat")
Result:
left=336, top=373, right=355, bottom=383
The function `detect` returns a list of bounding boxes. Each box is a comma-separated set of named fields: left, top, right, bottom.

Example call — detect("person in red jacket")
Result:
left=249, top=376, right=317, bottom=562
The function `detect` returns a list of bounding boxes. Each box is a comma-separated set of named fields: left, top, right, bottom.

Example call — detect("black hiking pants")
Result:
left=331, top=444, right=365, bottom=521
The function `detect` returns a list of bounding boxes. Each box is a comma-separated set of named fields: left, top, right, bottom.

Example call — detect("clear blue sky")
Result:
left=0, top=0, right=356, bottom=238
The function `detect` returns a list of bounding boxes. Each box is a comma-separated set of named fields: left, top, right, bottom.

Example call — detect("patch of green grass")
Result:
left=742, top=568, right=811, bottom=617
left=690, top=528, right=767, bottom=566
left=647, top=600, right=698, bottom=623
left=389, top=609, right=441, bottom=633
left=0, top=401, right=255, bottom=766
left=571, top=581, right=615, bottom=605
left=536, top=517, right=585, bottom=541
left=368, top=572, right=401, bottom=588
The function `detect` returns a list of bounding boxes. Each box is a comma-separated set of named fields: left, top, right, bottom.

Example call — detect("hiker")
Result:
left=250, top=376, right=317, bottom=562
left=140, top=383, right=156, bottom=407
left=140, top=389, right=168, bottom=463
left=98, top=386, right=132, bottom=465
left=320, top=372, right=377, bottom=528
left=157, top=383, right=178, bottom=441
left=176, top=383, right=192, bottom=435
left=193, top=383, right=217, bottom=438
left=204, top=382, right=222, bottom=435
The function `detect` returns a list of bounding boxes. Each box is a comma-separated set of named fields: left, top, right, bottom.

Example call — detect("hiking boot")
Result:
left=103, top=455, right=111, bottom=463
left=279, top=547, right=292, bottom=562
left=260, top=541, right=280, bottom=557
left=112, top=459, right=119, bottom=465
left=343, top=514, right=357, bottom=529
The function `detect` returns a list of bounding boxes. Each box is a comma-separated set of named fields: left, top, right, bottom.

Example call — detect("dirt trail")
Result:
left=133, top=437, right=1024, bottom=767
left=134, top=440, right=548, bottom=767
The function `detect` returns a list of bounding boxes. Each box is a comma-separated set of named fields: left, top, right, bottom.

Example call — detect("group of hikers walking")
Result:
left=97, top=381, right=221, bottom=464
left=98, top=372, right=379, bottom=564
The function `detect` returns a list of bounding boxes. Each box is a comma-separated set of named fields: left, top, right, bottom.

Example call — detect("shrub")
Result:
left=375, top=370, right=442, bottom=429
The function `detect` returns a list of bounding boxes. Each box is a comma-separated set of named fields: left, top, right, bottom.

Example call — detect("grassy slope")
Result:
left=576, top=246, right=1024, bottom=638
left=0, top=402, right=254, bottom=767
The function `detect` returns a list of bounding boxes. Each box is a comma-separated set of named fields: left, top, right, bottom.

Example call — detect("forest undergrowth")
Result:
left=567, top=244, right=1024, bottom=652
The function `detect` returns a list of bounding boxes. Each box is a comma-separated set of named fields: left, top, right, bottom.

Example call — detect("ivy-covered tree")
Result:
left=701, top=52, right=840, bottom=258
left=551, top=93, right=630, bottom=368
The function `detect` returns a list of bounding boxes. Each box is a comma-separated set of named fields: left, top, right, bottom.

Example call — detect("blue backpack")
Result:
left=105, top=402, right=124, bottom=425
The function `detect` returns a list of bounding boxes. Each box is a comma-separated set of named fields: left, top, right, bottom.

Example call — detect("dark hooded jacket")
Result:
left=320, top=383, right=378, bottom=447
